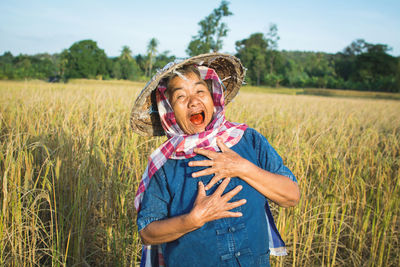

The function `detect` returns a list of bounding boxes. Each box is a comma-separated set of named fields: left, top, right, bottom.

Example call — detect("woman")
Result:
left=131, top=53, right=300, bottom=267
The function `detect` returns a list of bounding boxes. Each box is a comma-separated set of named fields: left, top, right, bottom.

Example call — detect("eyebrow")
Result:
left=195, top=80, right=208, bottom=87
left=169, top=80, right=208, bottom=95
left=169, top=87, right=182, bottom=97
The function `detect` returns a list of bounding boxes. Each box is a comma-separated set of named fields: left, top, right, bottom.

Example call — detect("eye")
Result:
left=175, top=94, right=185, bottom=101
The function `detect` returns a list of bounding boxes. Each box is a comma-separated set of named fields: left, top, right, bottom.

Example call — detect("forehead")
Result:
left=169, top=71, right=200, bottom=84
left=167, top=72, right=207, bottom=92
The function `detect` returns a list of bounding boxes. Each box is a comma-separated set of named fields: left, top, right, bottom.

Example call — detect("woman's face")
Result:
left=168, top=72, right=214, bottom=135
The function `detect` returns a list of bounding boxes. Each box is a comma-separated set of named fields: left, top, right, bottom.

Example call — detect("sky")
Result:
left=1, top=0, right=399, bottom=58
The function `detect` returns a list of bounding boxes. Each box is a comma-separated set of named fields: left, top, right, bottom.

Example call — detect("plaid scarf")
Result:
left=135, top=66, right=286, bottom=267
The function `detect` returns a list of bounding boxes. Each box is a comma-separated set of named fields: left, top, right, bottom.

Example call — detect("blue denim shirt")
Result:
left=137, top=128, right=296, bottom=267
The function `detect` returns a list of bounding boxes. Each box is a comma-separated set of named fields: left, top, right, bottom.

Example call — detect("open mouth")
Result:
left=189, top=111, right=205, bottom=125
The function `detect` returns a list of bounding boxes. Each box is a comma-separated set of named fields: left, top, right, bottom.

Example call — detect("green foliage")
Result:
left=112, top=58, right=141, bottom=81
left=133, top=50, right=175, bottom=79
left=335, top=39, right=399, bottom=92
left=186, top=1, right=233, bottom=56
left=234, top=34, right=400, bottom=92
left=235, top=33, right=268, bottom=86
left=120, top=46, right=133, bottom=61
left=353, top=45, right=398, bottom=91
left=235, top=25, right=285, bottom=87
left=0, top=52, right=15, bottom=79
left=153, top=51, right=176, bottom=72
left=111, top=46, right=142, bottom=80
left=134, top=54, right=147, bottom=76
left=63, top=39, right=108, bottom=79
left=1, top=33, right=399, bottom=93
left=0, top=52, right=58, bottom=80
left=146, top=38, right=159, bottom=77
left=277, top=51, right=337, bottom=88
left=265, top=23, right=281, bottom=82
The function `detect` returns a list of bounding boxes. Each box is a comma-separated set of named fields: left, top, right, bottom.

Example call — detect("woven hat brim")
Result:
left=130, top=53, right=245, bottom=136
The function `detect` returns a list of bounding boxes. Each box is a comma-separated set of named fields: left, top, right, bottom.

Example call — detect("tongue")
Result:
left=190, top=113, right=204, bottom=125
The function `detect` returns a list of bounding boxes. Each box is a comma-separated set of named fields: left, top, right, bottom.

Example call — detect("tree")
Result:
left=235, top=33, right=268, bottom=86
left=281, top=57, right=309, bottom=88
left=343, top=39, right=367, bottom=56
left=63, top=39, right=108, bottom=79
left=0, top=52, right=60, bottom=80
left=337, top=39, right=399, bottom=91
left=353, top=43, right=398, bottom=91
left=112, top=60, right=122, bottom=80
left=265, top=23, right=280, bottom=74
left=120, top=46, right=133, bottom=61
left=58, top=49, right=69, bottom=80
left=146, top=38, right=158, bottom=77
left=113, top=45, right=141, bottom=80
left=186, top=1, right=233, bottom=56
left=135, top=54, right=147, bottom=76
left=0, top=52, right=15, bottom=79
left=264, top=23, right=285, bottom=86
left=153, top=51, right=176, bottom=72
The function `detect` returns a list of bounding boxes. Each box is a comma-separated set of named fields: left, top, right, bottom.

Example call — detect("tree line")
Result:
left=0, top=1, right=399, bottom=92
left=237, top=35, right=400, bottom=92
left=0, top=39, right=176, bottom=83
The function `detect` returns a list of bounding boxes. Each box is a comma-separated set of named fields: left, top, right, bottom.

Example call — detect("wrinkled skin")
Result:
left=168, top=72, right=214, bottom=135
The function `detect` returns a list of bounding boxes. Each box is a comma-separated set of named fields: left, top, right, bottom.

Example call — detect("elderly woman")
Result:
left=132, top=54, right=300, bottom=267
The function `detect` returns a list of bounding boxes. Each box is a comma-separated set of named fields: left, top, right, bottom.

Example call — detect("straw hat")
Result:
left=130, top=53, right=245, bottom=136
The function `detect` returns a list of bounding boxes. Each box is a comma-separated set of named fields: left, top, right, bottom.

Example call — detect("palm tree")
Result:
left=120, top=46, right=133, bottom=61
left=147, top=38, right=158, bottom=77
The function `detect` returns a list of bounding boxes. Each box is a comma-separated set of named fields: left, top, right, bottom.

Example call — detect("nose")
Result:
left=187, top=94, right=200, bottom=108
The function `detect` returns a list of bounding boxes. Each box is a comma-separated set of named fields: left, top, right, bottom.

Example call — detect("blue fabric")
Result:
left=137, top=128, right=296, bottom=267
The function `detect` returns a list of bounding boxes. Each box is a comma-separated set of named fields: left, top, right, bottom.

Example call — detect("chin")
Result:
left=187, top=128, right=205, bottom=135
left=182, top=124, right=204, bottom=135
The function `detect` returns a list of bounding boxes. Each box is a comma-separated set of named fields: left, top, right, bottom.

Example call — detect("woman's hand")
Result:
left=189, top=138, right=300, bottom=207
left=189, top=138, right=248, bottom=190
left=188, top=178, right=246, bottom=228
left=140, top=177, right=246, bottom=245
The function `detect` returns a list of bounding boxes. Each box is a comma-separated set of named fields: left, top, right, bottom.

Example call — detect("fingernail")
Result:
left=188, top=162, right=192, bottom=166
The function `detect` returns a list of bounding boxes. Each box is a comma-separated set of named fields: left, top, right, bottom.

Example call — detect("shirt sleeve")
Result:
left=252, top=129, right=297, bottom=183
left=136, top=168, right=171, bottom=232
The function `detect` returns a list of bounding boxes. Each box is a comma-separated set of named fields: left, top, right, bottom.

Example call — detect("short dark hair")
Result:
left=165, top=65, right=213, bottom=101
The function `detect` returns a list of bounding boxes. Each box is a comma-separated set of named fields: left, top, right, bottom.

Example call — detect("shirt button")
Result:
left=229, top=227, right=236, bottom=232
left=235, top=252, right=241, bottom=257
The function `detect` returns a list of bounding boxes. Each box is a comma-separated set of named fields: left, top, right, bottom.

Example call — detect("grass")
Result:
left=1, top=80, right=399, bottom=266
left=241, top=85, right=302, bottom=95
left=298, top=88, right=400, bottom=100
left=241, top=85, right=400, bottom=100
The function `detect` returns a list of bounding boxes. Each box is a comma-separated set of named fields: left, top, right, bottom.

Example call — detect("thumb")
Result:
left=217, top=137, right=229, bottom=152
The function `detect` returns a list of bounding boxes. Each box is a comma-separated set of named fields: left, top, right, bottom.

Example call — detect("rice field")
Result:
left=0, top=80, right=399, bottom=266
